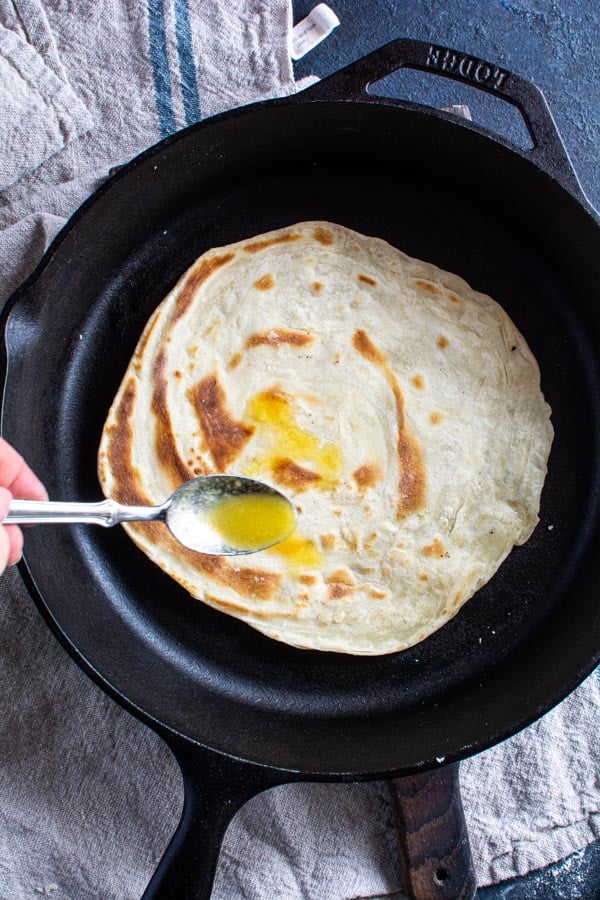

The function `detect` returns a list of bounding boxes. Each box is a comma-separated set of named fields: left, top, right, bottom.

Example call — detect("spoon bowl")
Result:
left=6, top=475, right=297, bottom=556
left=164, top=475, right=297, bottom=554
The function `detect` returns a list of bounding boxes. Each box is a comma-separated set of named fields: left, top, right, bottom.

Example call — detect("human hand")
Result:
left=0, top=437, right=48, bottom=574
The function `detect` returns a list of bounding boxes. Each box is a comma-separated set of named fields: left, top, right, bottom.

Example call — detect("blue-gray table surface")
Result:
left=293, top=1, right=599, bottom=897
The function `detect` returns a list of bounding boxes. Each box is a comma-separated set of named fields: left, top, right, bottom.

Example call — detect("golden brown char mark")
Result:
left=415, top=278, right=461, bottom=304
left=357, top=273, right=377, bottom=286
left=245, top=329, right=314, bottom=349
left=152, top=349, right=197, bottom=489
left=272, top=458, right=321, bottom=492
left=352, top=329, right=426, bottom=519
left=422, top=538, right=447, bottom=558
left=105, top=378, right=151, bottom=505
left=254, top=273, right=275, bottom=290
left=352, top=329, right=387, bottom=366
left=313, top=227, right=334, bottom=246
left=172, top=252, right=235, bottom=323
left=244, top=232, right=302, bottom=253
left=187, top=372, right=255, bottom=471
left=353, top=462, right=382, bottom=492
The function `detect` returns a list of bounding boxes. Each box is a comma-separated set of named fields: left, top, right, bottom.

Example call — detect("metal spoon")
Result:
left=5, top=475, right=297, bottom=556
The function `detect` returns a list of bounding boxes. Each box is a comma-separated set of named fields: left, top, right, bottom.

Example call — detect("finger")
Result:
left=0, top=438, right=48, bottom=501
left=0, top=526, right=9, bottom=574
left=5, top=524, right=23, bottom=566
left=9, top=462, right=48, bottom=502
left=0, top=486, right=12, bottom=518
left=0, top=489, right=18, bottom=566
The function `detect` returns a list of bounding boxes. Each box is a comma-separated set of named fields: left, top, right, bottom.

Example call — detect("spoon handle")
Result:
left=5, top=498, right=161, bottom=526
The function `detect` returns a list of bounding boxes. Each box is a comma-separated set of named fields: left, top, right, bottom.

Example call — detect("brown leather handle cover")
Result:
left=388, top=762, right=476, bottom=900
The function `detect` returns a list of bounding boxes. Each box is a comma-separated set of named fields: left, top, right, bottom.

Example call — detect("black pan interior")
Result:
left=4, top=99, right=600, bottom=775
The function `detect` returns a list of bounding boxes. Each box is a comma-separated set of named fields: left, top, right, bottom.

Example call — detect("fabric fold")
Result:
left=0, top=24, right=92, bottom=190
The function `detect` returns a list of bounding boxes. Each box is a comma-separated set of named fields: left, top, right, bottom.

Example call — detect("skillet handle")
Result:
left=388, top=762, right=476, bottom=900
left=141, top=737, right=287, bottom=900
left=302, top=38, right=586, bottom=202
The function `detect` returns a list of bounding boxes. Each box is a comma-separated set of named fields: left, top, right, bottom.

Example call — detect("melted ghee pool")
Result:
left=207, top=492, right=296, bottom=552
left=267, top=532, right=323, bottom=570
left=244, top=390, right=342, bottom=489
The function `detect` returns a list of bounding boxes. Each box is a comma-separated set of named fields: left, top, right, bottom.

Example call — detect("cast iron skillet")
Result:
left=2, top=39, right=600, bottom=899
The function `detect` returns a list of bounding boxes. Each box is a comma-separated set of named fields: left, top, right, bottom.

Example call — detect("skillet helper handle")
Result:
left=142, top=739, right=286, bottom=900
left=389, top=763, right=476, bottom=900
left=304, top=37, right=584, bottom=200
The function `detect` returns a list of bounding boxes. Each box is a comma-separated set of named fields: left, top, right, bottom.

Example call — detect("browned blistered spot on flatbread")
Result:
left=245, top=329, right=314, bottom=349
left=447, top=291, right=461, bottom=303
left=353, top=462, right=382, bottom=491
left=312, top=281, right=324, bottom=293
left=363, top=532, right=378, bottom=549
left=261, top=386, right=288, bottom=403
left=174, top=370, right=183, bottom=380
left=357, top=273, right=377, bottom=286
left=430, top=411, right=443, bottom=424
left=326, top=569, right=355, bottom=586
left=369, top=588, right=387, bottom=599
left=188, top=373, right=254, bottom=471
left=419, top=573, right=429, bottom=581
left=353, top=328, right=387, bottom=366
left=394, top=382, right=426, bottom=517
left=341, top=530, right=359, bottom=551
left=151, top=350, right=196, bottom=489
left=254, top=273, right=275, bottom=290
left=172, top=253, right=235, bottom=324
left=299, top=573, right=318, bottom=585
left=452, top=589, right=463, bottom=608
left=415, top=278, right=443, bottom=296
left=437, top=335, right=449, bottom=349
left=354, top=330, right=427, bottom=520
left=313, top=226, right=334, bottom=245
left=103, top=378, right=151, bottom=505
left=320, top=533, right=337, bottom=550
left=411, top=374, right=425, bottom=390
left=187, top=345, right=199, bottom=357
left=228, top=352, right=243, bottom=370
left=244, top=232, right=302, bottom=254
left=328, top=583, right=353, bottom=601
left=272, top=457, right=321, bottom=492
left=422, top=538, right=447, bottom=558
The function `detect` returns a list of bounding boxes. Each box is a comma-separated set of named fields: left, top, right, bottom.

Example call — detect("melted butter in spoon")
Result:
left=207, top=490, right=297, bottom=552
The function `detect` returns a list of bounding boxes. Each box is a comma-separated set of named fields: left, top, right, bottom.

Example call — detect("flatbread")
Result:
left=98, top=222, right=553, bottom=654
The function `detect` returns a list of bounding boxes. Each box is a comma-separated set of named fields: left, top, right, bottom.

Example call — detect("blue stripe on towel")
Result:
left=174, top=0, right=202, bottom=125
left=147, top=0, right=177, bottom=138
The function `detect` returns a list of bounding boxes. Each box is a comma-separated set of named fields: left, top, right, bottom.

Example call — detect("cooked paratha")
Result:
left=98, top=222, right=553, bottom=654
